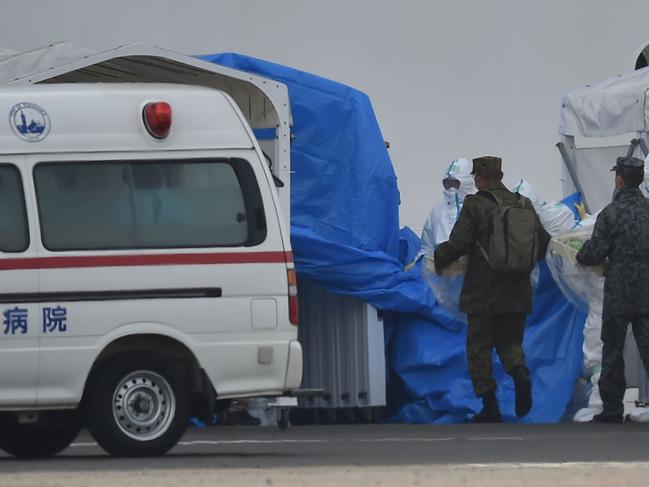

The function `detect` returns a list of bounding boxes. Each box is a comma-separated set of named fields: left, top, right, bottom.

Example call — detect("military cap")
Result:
left=471, top=156, right=502, bottom=175
left=611, top=156, right=644, bottom=171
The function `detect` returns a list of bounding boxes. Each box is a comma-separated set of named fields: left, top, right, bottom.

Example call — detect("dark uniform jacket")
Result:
left=576, top=187, right=649, bottom=317
left=434, top=182, right=550, bottom=315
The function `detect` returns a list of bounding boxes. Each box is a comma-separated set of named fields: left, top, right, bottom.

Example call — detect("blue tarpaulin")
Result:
left=388, top=260, right=586, bottom=423
left=200, top=52, right=445, bottom=323
left=200, top=53, right=586, bottom=423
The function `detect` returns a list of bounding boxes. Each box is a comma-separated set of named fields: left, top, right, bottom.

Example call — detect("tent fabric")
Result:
left=201, top=53, right=399, bottom=254
left=201, top=53, right=585, bottom=423
left=0, top=42, right=97, bottom=84
left=201, top=53, right=450, bottom=325
left=560, top=66, right=649, bottom=137
left=0, top=48, right=18, bottom=62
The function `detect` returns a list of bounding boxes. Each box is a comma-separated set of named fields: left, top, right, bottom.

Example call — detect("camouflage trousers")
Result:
left=599, top=314, right=649, bottom=415
left=467, top=313, right=527, bottom=396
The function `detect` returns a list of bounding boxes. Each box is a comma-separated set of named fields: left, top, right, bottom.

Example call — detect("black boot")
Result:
left=473, top=390, right=502, bottom=423
left=592, top=410, right=623, bottom=424
left=511, top=366, right=532, bottom=417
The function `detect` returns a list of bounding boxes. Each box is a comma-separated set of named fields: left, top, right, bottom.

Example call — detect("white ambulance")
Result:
left=0, top=83, right=302, bottom=457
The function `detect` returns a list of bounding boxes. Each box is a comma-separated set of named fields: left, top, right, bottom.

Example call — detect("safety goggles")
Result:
left=442, top=178, right=460, bottom=190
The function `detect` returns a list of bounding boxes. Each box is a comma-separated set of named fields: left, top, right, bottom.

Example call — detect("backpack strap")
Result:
left=513, top=192, right=533, bottom=208
left=474, top=191, right=499, bottom=265
left=476, top=239, right=491, bottom=265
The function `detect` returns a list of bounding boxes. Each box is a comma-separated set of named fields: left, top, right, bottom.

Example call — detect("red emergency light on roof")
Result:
left=143, top=102, right=172, bottom=139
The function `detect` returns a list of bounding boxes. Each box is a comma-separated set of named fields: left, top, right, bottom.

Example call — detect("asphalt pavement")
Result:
left=2, top=423, right=649, bottom=486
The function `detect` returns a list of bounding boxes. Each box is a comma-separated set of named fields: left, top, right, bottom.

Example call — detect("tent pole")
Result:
left=631, top=138, right=649, bottom=157
left=556, top=141, right=590, bottom=214
left=626, top=139, right=641, bottom=158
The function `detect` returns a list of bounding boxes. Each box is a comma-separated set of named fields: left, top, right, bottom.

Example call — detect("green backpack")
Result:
left=477, top=191, right=539, bottom=273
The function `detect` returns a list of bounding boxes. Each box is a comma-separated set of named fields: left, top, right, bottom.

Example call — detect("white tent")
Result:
left=558, top=68, right=649, bottom=405
left=561, top=67, right=649, bottom=138
left=0, top=48, right=18, bottom=61
left=558, top=67, right=649, bottom=212
left=0, top=42, right=292, bottom=219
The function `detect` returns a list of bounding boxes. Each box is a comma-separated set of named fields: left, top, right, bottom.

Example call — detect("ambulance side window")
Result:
left=33, top=159, right=266, bottom=251
left=0, top=165, right=29, bottom=252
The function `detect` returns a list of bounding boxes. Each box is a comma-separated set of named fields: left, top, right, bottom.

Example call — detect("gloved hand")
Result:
left=574, top=202, right=588, bottom=220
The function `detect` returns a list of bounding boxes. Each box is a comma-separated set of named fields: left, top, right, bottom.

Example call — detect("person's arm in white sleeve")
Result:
left=419, top=210, right=436, bottom=257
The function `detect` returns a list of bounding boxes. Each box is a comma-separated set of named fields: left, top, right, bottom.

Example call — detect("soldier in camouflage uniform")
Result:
left=434, top=156, right=550, bottom=422
left=576, top=155, right=649, bottom=423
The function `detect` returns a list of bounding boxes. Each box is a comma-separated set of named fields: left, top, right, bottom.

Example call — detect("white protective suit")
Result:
left=420, top=158, right=476, bottom=256
left=571, top=223, right=605, bottom=422
left=513, top=179, right=576, bottom=236
left=545, top=218, right=603, bottom=422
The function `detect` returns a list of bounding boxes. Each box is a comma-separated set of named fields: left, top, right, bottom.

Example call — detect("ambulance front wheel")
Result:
left=84, top=352, right=190, bottom=457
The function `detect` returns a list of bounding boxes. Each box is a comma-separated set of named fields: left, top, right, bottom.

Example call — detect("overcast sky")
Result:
left=2, top=0, right=649, bottom=227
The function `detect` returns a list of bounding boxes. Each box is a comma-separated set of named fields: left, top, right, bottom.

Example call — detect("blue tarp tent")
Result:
left=200, top=53, right=586, bottom=423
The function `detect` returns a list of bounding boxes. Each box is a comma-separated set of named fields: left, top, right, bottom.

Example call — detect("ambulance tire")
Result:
left=0, top=412, right=81, bottom=458
left=84, top=352, right=190, bottom=457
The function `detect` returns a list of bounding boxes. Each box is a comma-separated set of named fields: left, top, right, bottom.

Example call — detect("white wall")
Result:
left=1, top=0, right=648, bottom=230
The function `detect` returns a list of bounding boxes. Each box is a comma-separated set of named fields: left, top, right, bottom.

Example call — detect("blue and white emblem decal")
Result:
left=9, top=102, right=50, bottom=142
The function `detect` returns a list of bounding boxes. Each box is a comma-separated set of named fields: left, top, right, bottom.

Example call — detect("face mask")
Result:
left=443, top=186, right=459, bottom=201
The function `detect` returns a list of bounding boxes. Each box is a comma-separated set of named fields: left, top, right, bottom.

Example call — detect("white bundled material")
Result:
left=538, top=202, right=577, bottom=236
left=546, top=226, right=605, bottom=421
left=546, top=229, right=605, bottom=310
left=513, top=179, right=576, bottom=236
left=422, top=255, right=467, bottom=323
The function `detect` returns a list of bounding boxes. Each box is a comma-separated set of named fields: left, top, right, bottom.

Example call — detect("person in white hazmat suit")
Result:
left=418, top=158, right=475, bottom=322
left=420, top=158, right=476, bottom=256
left=570, top=221, right=605, bottom=423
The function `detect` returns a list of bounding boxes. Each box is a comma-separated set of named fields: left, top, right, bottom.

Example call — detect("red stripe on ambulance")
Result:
left=0, top=251, right=293, bottom=271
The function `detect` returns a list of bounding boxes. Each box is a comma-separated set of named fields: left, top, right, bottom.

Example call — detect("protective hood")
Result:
left=420, top=158, right=476, bottom=255
left=443, top=158, right=476, bottom=202
left=513, top=179, right=541, bottom=208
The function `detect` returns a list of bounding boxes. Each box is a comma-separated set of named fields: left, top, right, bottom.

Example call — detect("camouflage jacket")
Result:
left=576, top=187, right=649, bottom=316
left=434, top=182, right=550, bottom=314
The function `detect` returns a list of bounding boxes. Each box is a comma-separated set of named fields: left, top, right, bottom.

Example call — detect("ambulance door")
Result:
left=0, top=158, right=40, bottom=407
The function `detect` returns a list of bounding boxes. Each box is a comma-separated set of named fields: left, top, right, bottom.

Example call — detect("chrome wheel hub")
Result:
left=112, top=370, right=175, bottom=441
